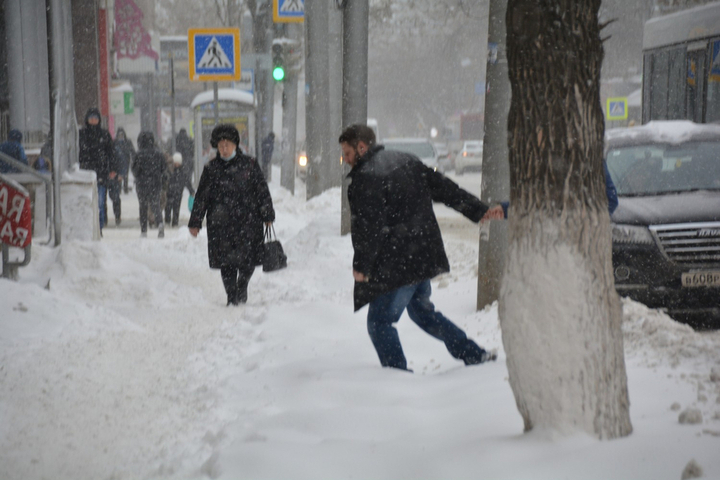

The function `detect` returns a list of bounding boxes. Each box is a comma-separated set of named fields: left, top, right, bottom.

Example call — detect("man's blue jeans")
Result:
left=97, top=184, right=107, bottom=230
left=366, top=279, right=487, bottom=370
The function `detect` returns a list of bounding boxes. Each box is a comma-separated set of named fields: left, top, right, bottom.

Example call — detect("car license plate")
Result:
left=681, top=271, right=720, bottom=288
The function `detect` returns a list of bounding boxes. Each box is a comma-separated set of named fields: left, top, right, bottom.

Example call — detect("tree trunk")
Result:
left=499, top=0, right=632, bottom=439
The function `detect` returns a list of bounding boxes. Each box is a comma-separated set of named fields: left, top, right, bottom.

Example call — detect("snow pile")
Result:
left=1, top=168, right=719, bottom=480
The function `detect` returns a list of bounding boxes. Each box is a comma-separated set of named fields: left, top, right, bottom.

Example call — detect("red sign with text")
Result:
left=0, top=177, right=32, bottom=248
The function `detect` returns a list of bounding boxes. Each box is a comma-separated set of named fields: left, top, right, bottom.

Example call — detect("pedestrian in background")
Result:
left=165, top=152, right=195, bottom=228
left=176, top=128, right=195, bottom=186
left=0, top=129, right=28, bottom=174
left=189, top=124, right=275, bottom=306
left=260, top=131, right=275, bottom=181
left=79, top=108, right=117, bottom=232
left=132, top=131, right=166, bottom=238
left=339, top=124, right=497, bottom=372
left=114, top=127, right=135, bottom=194
left=33, top=139, right=52, bottom=173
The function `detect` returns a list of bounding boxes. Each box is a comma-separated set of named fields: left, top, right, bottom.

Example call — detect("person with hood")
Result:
left=79, top=108, right=117, bottom=231
left=189, top=124, right=275, bottom=306
left=0, top=129, right=28, bottom=174
left=114, top=127, right=135, bottom=194
left=132, top=131, right=166, bottom=238
left=33, top=139, right=52, bottom=173
left=175, top=128, right=195, bottom=186
left=339, top=124, right=497, bottom=372
left=165, top=152, right=195, bottom=227
left=260, top=131, right=275, bottom=180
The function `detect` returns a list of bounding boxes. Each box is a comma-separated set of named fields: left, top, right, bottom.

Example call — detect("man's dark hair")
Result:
left=338, top=124, right=376, bottom=148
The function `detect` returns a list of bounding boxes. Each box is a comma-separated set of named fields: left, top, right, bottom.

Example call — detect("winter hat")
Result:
left=137, top=131, right=155, bottom=150
left=85, top=107, right=101, bottom=126
left=8, top=129, right=22, bottom=143
left=172, top=152, right=183, bottom=166
left=210, top=124, right=240, bottom=148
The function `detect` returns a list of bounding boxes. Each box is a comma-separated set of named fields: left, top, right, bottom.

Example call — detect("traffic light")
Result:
left=272, top=44, right=285, bottom=82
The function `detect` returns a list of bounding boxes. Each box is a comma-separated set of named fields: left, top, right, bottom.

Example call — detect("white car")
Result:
left=455, top=140, right=483, bottom=175
left=383, top=138, right=439, bottom=171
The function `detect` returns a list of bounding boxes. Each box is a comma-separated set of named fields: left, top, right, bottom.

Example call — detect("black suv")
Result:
left=606, top=121, right=720, bottom=329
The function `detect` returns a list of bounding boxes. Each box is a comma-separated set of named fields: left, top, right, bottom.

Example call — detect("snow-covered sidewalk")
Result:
left=1, top=169, right=719, bottom=480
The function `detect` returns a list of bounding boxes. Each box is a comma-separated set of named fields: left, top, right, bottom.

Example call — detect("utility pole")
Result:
left=170, top=52, right=177, bottom=151
left=340, top=0, right=369, bottom=234
left=253, top=0, right=274, bottom=173
left=305, top=0, right=331, bottom=200
left=327, top=3, right=343, bottom=191
left=477, top=0, right=511, bottom=310
left=280, top=23, right=302, bottom=195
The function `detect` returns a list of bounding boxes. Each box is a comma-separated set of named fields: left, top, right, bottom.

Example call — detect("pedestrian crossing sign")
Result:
left=274, top=0, right=304, bottom=23
left=188, top=28, right=241, bottom=82
left=606, top=97, right=628, bottom=121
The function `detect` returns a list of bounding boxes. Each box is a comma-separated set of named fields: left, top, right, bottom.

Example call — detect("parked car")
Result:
left=455, top=140, right=483, bottom=175
left=606, top=121, right=720, bottom=329
left=383, top=138, right=439, bottom=171
left=433, top=141, right=453, bottom=172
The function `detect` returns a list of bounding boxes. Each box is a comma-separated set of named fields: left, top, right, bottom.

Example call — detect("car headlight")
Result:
left=611, top=224, right=654, bottom=244
left=298, top=155, right=307, bottom=167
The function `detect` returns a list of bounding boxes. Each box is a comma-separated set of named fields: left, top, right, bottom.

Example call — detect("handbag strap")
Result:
left=264, top=223, right=277, bottom=242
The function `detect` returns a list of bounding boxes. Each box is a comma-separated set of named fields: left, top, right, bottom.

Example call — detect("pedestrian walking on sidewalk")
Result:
left=165, top=152, right=195, bottom=227
left=189, top=124, right=275, bottom=306
left=79, top=108, right=117, bottom=232
left=114, top=127, right=135, bottom=195
left=340, top=124, right=498, bottom=372
left=132, top=131, right=166, bottom=238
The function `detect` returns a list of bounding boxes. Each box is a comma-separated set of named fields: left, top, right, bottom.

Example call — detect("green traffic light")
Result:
left=272, top=66, right=285, bottom=81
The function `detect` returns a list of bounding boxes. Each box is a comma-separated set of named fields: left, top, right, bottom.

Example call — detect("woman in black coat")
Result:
left=188, top=124, right=275, bottom=306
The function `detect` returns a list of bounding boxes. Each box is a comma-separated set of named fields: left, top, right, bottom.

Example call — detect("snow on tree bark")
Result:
left=499, top=0, right=632, bottom=439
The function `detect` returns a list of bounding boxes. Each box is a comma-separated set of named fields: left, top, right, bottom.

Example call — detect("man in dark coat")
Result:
left=132, top=131, right=166, bottom=238
left=189, top=124, right=275, bottom=306
left=340, top=124, right=497, bottom=371
left=79, top=108, right=117, bottom=231
left=114, top=127, right=135, bottom=194
left=0, top=129, right=28, bottom=173
left=260, top=131, right=275, bottom=181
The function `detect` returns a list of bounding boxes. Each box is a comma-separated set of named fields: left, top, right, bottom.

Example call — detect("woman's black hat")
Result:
left=210, top=124, right=240, bottom=148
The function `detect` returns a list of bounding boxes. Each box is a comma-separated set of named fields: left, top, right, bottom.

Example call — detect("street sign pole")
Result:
left=213, top=81, right=219, bottom=125
left=170, top=52, right=176, bottom=153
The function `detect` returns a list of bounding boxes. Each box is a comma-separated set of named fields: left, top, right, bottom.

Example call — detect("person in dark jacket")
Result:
left=339, top=124, right=497, bottom=372
left=79, top=108, right=117, bottom=231
left=260, top=131, right=275, bottom=180
left=189, top=124, right=275, bottom=306
left=165, top=152, right=195, bottom=227
left=0, top=129, right=28, bottom=173
left=132, top=131, right=166, bottom=238
left=176, top=128, right=195, bottom=186
left=114, top=127, right=135, bottom=194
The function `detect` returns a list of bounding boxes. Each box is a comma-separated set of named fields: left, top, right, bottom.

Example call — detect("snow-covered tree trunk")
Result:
left=499, top=0, right=632, bottom=439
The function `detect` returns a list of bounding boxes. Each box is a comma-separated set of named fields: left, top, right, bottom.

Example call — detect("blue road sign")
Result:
left=606, top=97, right=628, bottom=121
left=274, top=0, right=304, bottom=23
left=188, top=28, right=240, bottom=82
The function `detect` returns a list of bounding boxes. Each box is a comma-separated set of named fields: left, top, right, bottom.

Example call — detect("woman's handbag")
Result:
left=262, top=224, right=287, bottom=272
